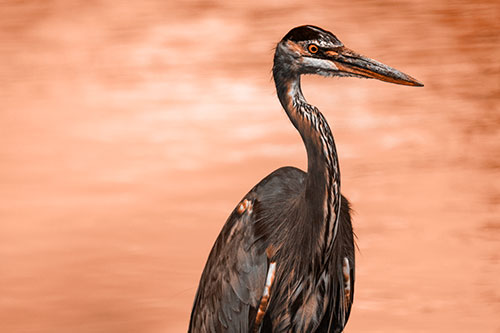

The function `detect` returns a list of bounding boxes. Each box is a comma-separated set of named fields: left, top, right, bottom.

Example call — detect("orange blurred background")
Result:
left=1, top=1, right=499, bottom=332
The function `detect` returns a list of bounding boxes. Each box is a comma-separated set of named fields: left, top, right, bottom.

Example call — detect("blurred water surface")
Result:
left=0, top=0, right=499, bottom=332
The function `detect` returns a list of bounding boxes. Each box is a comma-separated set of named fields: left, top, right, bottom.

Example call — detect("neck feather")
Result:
left=273, top=56, right=341, bottom=252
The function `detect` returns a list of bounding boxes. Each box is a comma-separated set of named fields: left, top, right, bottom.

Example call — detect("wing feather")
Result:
left=189, top=196, right=268, bottom=333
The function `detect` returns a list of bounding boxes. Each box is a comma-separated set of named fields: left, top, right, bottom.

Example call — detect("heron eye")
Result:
left=308, top=44, right=319, bottom=54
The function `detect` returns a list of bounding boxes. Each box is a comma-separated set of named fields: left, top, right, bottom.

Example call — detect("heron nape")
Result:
left=189, top=25, right=423, bottom=332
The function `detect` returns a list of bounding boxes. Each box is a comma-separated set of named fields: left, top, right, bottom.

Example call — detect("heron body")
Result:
left=189, top=25, right=422, bottom=333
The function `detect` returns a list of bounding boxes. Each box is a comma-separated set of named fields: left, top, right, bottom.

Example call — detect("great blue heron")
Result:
left=189, top=25, right=423, bottom=332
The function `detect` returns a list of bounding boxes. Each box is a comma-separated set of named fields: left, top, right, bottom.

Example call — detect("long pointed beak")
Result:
left=326, top=47, right=424, bottom=87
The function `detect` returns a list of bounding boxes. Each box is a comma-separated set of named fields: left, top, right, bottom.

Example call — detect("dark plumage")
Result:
left=283, top=25, right=341, bottom=44
left=189, top=25, right=422, bottom=333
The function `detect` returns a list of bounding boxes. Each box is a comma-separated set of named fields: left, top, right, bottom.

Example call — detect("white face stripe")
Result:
left=301, top=57, right=338, bottom=72
left=305, top=26, right=343, bottom=48
left=307, top=39, right=342, bottom=49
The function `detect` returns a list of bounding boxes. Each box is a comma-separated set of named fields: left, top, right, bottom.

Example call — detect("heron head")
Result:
left=276, top=25, right=423, bottom=87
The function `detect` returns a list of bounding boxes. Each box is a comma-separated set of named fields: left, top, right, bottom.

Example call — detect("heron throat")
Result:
left=272, top=58, right=342, bottom=257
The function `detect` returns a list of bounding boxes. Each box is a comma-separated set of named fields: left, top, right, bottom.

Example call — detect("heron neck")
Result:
left=273, top=67, right=341, bottom=246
